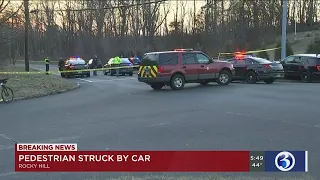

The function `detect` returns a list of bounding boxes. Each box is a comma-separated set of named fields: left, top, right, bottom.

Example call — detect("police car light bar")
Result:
left=234, top=52, right=254, bottom=60
left=174, top=48, right=193, bottom=51
left=70, top=56, right=81, bottom=59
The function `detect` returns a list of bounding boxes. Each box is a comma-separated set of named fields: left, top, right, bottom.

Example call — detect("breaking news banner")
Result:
left=14, top=144, right=308, bottom=172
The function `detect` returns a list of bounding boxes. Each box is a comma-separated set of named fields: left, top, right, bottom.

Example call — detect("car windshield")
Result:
left=121, top=58, right=131, bottom=63
left=250, top=57, right=272, bottom=64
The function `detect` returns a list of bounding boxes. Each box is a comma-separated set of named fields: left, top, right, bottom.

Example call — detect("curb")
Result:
left=1, top=83, right=80, bottom=104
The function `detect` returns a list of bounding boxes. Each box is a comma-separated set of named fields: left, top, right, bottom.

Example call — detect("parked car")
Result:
left=103, top=58, right=134, bottom=76
left=138, top=48, right=235, bottom=90
left=226, top=54, right=284, bottom=84
left=129, top=57, right=141, bottom=70
left=281, top=54, right=320, bottom=82
left=61, top=56, right=90, bottom=78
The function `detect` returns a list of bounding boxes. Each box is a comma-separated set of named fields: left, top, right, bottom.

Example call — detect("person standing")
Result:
left=44, top=57, right=50, bottom=75
left=113, top=56, right=122, bottom=77
left=58, top=57, right=64, bottom=71
left=92, top=55, right=98, bottom=76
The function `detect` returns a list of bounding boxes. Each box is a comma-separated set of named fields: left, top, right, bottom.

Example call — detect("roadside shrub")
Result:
left=274, top=40, right=293, bottom=60
left=257, top=51, right=269, bottom=60
left=306, top=37, right=320, bottom=53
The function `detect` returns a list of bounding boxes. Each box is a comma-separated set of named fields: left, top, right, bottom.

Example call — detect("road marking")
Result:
left=76, top=78, right=93, bottom=82
left=145, top=122, right=171, bottom=127
left=0, top=172, right=19, bottom=177
left=0, top=134, right=18, bottom=143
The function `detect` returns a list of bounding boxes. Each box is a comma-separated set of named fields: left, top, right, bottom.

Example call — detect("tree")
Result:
left=274, top=40, right=294, bottom=60
left=306, top=37, right=320, bottom=53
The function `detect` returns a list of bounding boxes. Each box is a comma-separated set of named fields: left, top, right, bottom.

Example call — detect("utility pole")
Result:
left=281, top=0, right=288, bottom=60
left=294, top=0, right=297, bottom=37
left=24, top=0, right=30, bottom=71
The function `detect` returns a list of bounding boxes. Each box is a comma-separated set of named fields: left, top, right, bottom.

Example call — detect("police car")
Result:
left=60, top=56, right=90, bottom=78
left=226, top=53, right=284, bottom=84
left=103, top=58, right=134, bottom=76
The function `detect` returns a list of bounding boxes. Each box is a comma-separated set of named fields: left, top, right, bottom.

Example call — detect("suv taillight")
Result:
left=158, top=66, right=164, bottom=73
left=315, top=65, right=320, bottom=71
left=67, top=66, right=73, bottom=70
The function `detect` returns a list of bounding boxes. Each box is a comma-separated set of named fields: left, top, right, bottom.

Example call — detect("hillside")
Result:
left=266, top=30, right=320, bottom=60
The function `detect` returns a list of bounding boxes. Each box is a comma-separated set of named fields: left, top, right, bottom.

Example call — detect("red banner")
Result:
left=15, top=150, right=249, bottom=172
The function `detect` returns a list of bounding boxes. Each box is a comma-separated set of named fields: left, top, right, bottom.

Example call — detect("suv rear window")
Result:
left=141, top=53, right=159, bottom=66
left=141, top=52, right=178, bottom=66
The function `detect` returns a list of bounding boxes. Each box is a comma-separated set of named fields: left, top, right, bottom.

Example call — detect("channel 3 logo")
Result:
left=275, top=151, right=296, bottom=171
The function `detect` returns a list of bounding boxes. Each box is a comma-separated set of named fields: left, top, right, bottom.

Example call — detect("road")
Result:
left=0, top=64, right=319, bottom=180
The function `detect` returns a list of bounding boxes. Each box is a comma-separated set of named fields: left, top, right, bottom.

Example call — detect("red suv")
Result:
left=138, top=49, right=235, bottom=90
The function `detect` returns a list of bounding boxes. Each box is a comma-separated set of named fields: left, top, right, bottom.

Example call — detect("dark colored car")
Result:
left=61, top=57, right=90, bottom=78
left=103, top=58, right=134, bottom=76
left=226, top=55, right=284, bottom=84
left=130, top=57, right=141, bottom=70
left=280, top=54, right=320, bottom=82
left=138, top=49, right=235, bottom=90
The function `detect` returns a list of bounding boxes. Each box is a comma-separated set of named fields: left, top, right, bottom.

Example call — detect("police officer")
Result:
left=44, top=57, right=50, bottom=75
left=92, top=55, right=98, bottom=76
left=113, top=56, right=122, bottom=77
left=58, top=57, right=64, bottom=71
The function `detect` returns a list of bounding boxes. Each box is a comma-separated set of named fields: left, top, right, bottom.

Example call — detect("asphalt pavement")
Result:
left=0, top=64, right=319, bottom=180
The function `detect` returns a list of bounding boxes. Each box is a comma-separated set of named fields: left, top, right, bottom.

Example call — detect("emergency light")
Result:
left=174, top=48, right=193, bottom=51
left=70, top=56, right=81, bottom=59
left=234, top=52, right=254, bottom=60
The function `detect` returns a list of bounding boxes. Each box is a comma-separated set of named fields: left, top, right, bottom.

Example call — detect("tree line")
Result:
left=0, top=0, right=319, bottom=64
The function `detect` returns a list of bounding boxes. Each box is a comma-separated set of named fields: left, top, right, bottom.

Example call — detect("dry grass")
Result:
left=266, top=30, right=320, bottom=60
left=0, top=65, right=78, bottom=100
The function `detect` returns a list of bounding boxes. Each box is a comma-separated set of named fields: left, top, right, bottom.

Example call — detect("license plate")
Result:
left=276, top=74, right=281, bottom=77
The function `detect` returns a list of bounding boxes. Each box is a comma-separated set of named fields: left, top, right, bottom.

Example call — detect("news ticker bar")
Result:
left=15, top=147, right=308, bottom=172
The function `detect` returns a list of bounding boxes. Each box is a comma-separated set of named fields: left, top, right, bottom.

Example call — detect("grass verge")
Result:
left=0, top=65, right=78, bottom=100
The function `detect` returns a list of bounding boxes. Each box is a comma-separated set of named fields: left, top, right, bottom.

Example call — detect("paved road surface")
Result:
left=0, top=64, right=319, bottom=180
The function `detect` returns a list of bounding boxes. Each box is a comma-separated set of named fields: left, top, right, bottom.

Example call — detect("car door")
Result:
left=233, top=59, right=247, bottom=78
left=281, top=56, right=295, bottom=76
left=290, top=56, right=303, bottom=76
left=181, top=53, right=199, bottom=81
left=195, top=53, right=212, bottom=80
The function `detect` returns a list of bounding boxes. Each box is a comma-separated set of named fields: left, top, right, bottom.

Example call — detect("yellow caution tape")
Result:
left=218, top=47, right=281, bottom=58
left=0, top=65, right=139, bottom=75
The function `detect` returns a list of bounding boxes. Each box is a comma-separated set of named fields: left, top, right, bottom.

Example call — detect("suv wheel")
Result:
left=301, top=71, right=312, bottom=83
left=170, top=74, right=185, bottom=90
left=245, top=71, right=257, bottom=84
left=150, top=83, right=164, bottom=90
left=216, top=70, right=231, bottom=85
left=264, top=78, right=274, bottom=84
